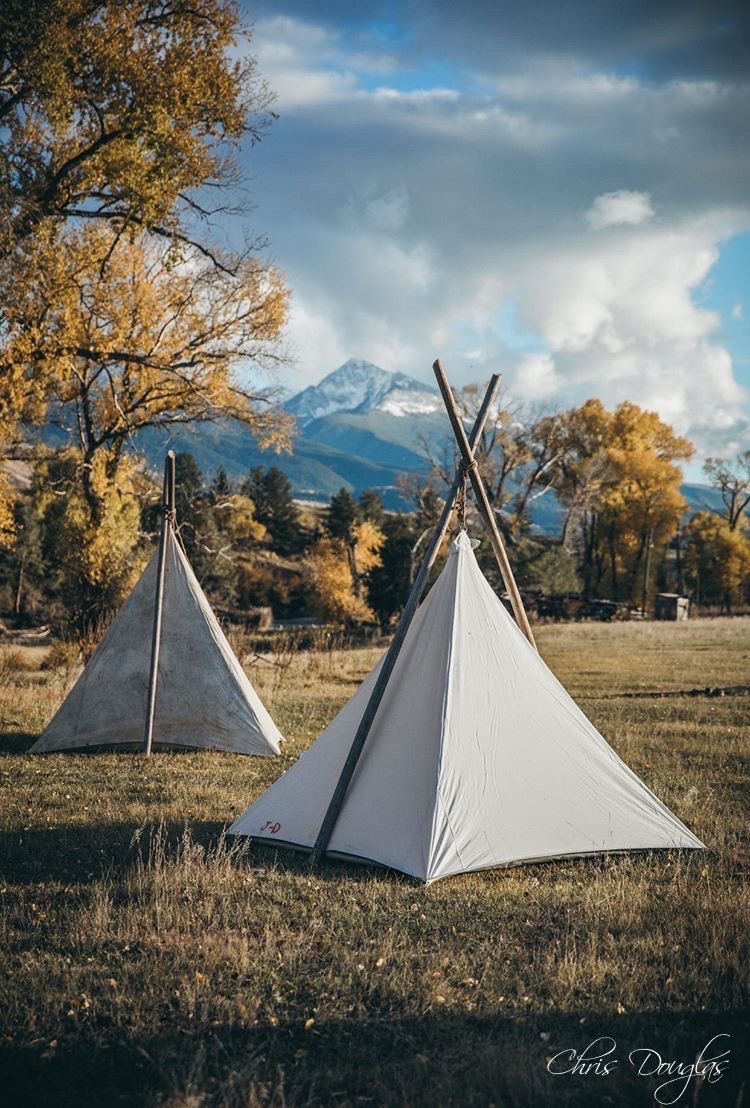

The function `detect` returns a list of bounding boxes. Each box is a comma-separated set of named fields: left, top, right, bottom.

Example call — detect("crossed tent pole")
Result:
left=310, top=359, right=536, bottom=864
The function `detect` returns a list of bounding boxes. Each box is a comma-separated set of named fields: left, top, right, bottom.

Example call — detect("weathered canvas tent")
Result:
left=228, top=363, right=702, bottom=881
left=32, top=455, right=281, bottom=757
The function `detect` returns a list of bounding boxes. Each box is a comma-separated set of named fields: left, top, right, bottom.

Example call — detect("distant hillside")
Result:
left=680, top=483, right=726, bottom=516
left=136, top=422, right=419, bottom=508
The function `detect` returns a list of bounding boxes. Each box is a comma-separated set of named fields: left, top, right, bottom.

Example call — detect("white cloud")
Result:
left=269, top=67, right=357, bottom=108
left=586, top=190, right=655, bottom=229
left=509, top=215, right=748, bottom=453
left=732, top=301, right=744, bottom=320
left=511, top=353, right=560, bottom=400
left=494, top=62, right=639, bottom=103
left=370, top=87, right=459, bottom=104
left=281, top=296, right=349, bottom=388
left=252, top=15, right=358, bottom=108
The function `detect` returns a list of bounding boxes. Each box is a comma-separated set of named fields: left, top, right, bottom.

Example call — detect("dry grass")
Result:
left=0, top=620, right=748, bottom=1107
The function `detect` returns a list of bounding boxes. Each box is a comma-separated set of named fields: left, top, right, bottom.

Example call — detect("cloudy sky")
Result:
left=236, top=0, right=749, bottom=471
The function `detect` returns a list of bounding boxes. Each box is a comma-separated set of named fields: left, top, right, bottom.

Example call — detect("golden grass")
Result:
left=0, top=619, right=748, bottom=1106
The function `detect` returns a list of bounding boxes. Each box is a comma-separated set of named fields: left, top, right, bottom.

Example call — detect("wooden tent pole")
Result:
left=143, top=451, right=176, bottom=756
left=433, top=359, right=537, bottom=651
left=310, top=374, right=502, bottom=864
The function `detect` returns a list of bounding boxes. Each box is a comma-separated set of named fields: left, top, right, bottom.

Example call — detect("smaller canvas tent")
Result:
left=32, top=456, right=281, bottom=756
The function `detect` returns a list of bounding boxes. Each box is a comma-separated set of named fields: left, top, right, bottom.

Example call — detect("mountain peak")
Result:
left=285, top=359, right=440, bottom=426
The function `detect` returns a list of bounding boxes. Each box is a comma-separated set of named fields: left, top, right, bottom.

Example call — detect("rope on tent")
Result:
left=456, top=456, right=477, bottom=530
left=455, top=475, right=467, bottom=530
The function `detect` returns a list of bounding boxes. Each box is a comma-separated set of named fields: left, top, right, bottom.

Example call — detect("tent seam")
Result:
left=425, top=539, right=466, bottom=881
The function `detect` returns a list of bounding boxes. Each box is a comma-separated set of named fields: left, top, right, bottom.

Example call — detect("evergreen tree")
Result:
left=359, top=489, right=385, bottom=525
left=327, top=488, right=359, bottom=542
left=211, top=467, right=232, bottom=500
left=174, top=454, right=204, bottom=524
left=241, top=466, right=302, bottom=554
left=366, top=514, right=417, bottom=626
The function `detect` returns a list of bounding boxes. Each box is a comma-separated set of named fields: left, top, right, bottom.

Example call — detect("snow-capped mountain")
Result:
left=284, top=358, right=441, bottom=426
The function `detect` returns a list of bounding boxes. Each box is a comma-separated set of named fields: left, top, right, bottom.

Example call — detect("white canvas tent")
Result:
left=228, top=361, right=703, bottom=881
left=32, top=459, right=281, bottom=757
left=228, top=532, right=703, bottom=881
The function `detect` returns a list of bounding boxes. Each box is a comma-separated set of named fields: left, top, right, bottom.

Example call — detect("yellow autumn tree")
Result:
left=1, top=222, right=289, bottom=563
left=33, top=448, right=149, bottom=624
left=0, top=1, right=271, bottom=255
left=308, top=521, right=385, bottom=624
left=211, top=494, right=266, bottom=545
left=686, top=512, right=750, bottom=611
left=548, top=399, right=693, bottom=601
left=601, top=402, right=694, bottom=602
left=0, top=1, right=291, bottom=562
left=0, top=470, right=15, bottom=548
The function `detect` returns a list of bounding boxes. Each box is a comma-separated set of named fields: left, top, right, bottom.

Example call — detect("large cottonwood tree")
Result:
left=0, top=1, right=291, bottom=603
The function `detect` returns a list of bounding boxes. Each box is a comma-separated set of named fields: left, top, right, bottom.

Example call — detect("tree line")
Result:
left=1, top=412, right=749, bottom=631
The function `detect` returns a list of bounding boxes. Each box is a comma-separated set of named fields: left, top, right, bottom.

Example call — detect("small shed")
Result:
left=655, top=593, right=689, bottom=621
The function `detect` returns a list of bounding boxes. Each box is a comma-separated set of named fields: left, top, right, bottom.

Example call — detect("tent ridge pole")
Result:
left=310, top=374, right=501, bottom=864
left=143, top=450, right=175, bottom=756
left=432, top=359, right=537, bottom=651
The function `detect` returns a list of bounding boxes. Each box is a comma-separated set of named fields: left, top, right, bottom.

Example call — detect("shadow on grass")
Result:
left=243, top=839, right=413, bottom=886
left=0, top=730, right=38, bottom=754
left=0, top=821, right=412, bottom=890
left=0, top=820, right=229, bottom=885
left=1, top=1009, right=745, bottom=1107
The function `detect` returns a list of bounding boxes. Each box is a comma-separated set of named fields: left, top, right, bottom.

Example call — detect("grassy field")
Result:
left=0, top=618, right=748, bottom=1107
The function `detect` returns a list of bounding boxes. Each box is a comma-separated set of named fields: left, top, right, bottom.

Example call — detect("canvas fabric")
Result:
left=229, top=531, right=702, bottom=881
left=32, top=529, right=282, bottom=756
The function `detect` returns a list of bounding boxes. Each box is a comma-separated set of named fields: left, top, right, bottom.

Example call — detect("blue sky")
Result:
left=235, top=1, right=750, bottom=470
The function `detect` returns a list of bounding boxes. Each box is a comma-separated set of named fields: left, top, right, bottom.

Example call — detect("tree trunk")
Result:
left=582, top=511, right=597, bottom=598
left=14, top=552, right=26, bottom=615
left=607, top=521, right=618, bottom=599
left=675, top=529, right=684, bottom=594
left=81, top=453, right=105, bottom=527
left=627, top=528, right=647, bottom=603
left=348, top=540, right=362, bottom=599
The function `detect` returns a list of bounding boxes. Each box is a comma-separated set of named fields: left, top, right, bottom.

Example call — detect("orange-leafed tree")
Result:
left=0, top=0, right=291, bottom=571
left=686, top=512, right=750, bottom=612
left=308, top=521, right=385, bottom=624
left=1, top=223, right=290, bottom=525
left=548, top=399, right=693, bottom=601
